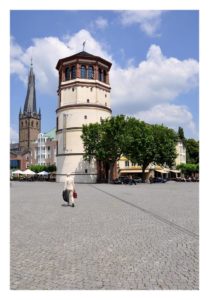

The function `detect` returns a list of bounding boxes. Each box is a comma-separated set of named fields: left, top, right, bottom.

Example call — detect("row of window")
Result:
left=56, top=115, right=105, bottom=130
left=64, top=65, right=107, bottom=83
left=21, top=120, right=39, bottom=127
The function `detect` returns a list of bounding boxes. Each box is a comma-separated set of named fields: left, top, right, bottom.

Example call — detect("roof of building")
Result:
left=23, top=65, right=37, bottom=114
left=56, top=50, right=112, bottom=70
left=44, top=128, right=56, bottom=140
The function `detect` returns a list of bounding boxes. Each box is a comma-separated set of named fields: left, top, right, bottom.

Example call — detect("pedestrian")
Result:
left=64, top=173, right=76, bottom=207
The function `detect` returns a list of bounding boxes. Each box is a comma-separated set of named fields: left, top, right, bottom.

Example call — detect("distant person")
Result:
left=64, top=174, right=76, bottom=207
left=129, top=175, right=136, bottom=185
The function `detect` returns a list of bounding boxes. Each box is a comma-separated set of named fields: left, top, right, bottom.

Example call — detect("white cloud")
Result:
left=10, top=126, right=18, bottom=143
left=119, top=10, right=163, bottom=37
left=10, top=30, right=112, bottom=95
left=133, top=104, right=197, bottom=138
left=94, top=17, right=108, bottom=29
left=111, top=44, right=198, bottom=113
left=10, top=30, right=199, bottom=138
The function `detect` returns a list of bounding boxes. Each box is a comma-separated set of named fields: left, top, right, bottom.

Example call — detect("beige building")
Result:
left=117, top=139, right=186, bottom=179
left=55, top=51, right=112, bottom=182
left=30, top=129, right=57, bottom=166
left=175, top=140, right=186, bottom=166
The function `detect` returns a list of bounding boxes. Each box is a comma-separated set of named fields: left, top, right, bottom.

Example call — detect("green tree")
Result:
left=124, top=118, right=155, bottom=181
left=186, top=138, right=199, bottom=164
left=176, top=163, right=199, bottom=175
left=81, top=115, right=128, bottom=183
left=152, top=124, right=178, bottom=167
left=124, top=120, right=177, bottom=181
left=178, top=126, right=186, bottom=145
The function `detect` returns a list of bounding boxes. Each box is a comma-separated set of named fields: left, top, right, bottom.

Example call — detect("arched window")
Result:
left=31, top=121, right=34, bottom=127
left=103, top=70, right=107, bottom=83
left=65, top=67, right=70, bottom=81
left=21, top=121, right=23, bottom=127
left=98, top=68, right=103, bottom=81
left=88, top=65, right=94, bottom=79
left=81, top=65, right=86, bottom=79
left=71, top=66, right=76, bottom=79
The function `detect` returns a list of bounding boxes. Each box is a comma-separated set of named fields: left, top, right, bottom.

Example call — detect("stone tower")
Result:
left=19, top=62, right=41, bottom=151
left=56, top=51, right=112, bottom=183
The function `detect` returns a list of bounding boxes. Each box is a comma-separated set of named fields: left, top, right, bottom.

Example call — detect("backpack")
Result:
left=62, top=189, right=69, bottom=202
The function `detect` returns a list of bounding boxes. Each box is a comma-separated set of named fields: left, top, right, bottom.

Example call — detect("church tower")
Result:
left=19, top=62, right=41, bottom=151
left=56, top=51, right=112, bottom=183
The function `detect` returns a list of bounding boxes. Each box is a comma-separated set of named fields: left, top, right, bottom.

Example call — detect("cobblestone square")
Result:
left=10, top=181, right=199, bottom=290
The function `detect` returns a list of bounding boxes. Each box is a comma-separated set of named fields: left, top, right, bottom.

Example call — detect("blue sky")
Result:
left=10, top=10, right=199, bottom=142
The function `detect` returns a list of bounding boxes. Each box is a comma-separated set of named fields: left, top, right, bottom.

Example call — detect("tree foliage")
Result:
left=81, top=115, right=128, bottom=182
left=81, top=116, right=178, bottom=183
left=29, top=164, right=56, bottom=173
left=186, top=138, right=199, bottom=164
left=177, top=126, right=186, bottom=145
left=124, top=121, right=177, bottom=181
left=123, top=118, right=155, bottom=180
left=176, top=163, right=199, bottom=174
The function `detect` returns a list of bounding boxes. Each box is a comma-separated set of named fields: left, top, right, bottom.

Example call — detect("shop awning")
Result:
left=120, top=169, right=149, bottom=174
left=155, top=169, right=169, bottom=174
left=170, top=170, right=181, bottom=173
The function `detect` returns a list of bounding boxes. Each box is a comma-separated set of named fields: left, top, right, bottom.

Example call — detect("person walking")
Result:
left=64, top=173, right=76, bottom=207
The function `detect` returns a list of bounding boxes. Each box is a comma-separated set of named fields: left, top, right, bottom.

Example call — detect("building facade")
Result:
left=175, top=140, right=186, bottom=166
left=30, top=129, right=57, bottom=166
left=19, top=62, right=41, bottom=151
left=55, top=51, right=112, bottom=182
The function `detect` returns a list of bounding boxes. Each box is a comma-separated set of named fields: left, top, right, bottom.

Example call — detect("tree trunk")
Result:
left=108, top=162, right=114, bottom=183
left=142, top=165, right=148, bottom=182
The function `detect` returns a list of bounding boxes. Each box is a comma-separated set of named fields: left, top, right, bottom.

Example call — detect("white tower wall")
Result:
left=56, top=52, right=112, bottom=183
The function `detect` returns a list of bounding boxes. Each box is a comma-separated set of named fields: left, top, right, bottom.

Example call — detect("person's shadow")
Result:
left=61, top=203, right=69, bottom=207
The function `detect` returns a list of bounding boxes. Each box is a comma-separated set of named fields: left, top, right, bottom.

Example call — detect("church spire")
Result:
left=23, top=61, right=37, bottom=115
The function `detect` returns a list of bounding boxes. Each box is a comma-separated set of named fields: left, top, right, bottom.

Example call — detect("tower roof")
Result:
left=23, top=64, right=37, bottom=114
left=56, top=51, right=112, bottom=70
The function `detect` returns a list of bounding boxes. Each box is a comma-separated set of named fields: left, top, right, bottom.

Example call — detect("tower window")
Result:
left=88, top=65, right=94, bottom=79
left=98, top=68, right=103, bottom=81
left=31, top=121, right=34, bottom=127
left=36, top=121, right=38, bottom=128
left=65, top=67, right=70, bottom=81
left=81, top=65, right=86, bottom=79
left=72, top=87, right=75, bottom=92
left=21, top=121, right=23, bottom=127
left=90, top=87, right=93, bottom=92
left=85, top=169, right=88, bottom=174
left=87, top=99, right=90, bottom=103
left=84, top=115, right=87, bottom=119
left=71, top=66, right=76, bottom=79
left=103, top=70, right=107, bottom=83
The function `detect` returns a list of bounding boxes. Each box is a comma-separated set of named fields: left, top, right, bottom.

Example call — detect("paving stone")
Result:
left=10, top=181, right=199, bottom=290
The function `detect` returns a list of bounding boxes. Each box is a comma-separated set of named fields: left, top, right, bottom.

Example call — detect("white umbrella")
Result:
left=22, top=169, right=36, bottom=175
left=37, top=171, right=49, bottom=176
left=12, top=169, right=24, bottom=175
